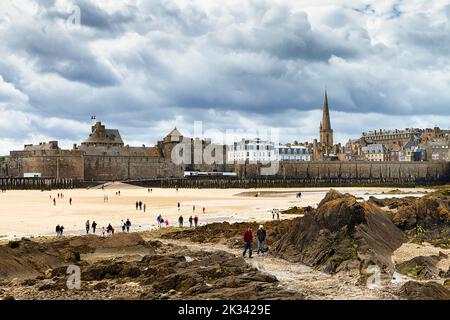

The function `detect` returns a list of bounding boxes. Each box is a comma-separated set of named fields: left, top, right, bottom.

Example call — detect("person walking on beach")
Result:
left=126, top=219, right=131, bottom=232
left=53, top=198, right=56, bottom=206
left=193, top=205, right=195, bottom=213
left=102, top=226, right=106, bottom=237
left=121, top=221, right=126, bottom=232
left=135, top=201, right=139, bottom=210
left=85, top=220, right=90, bottom=234
left=194, top=215, right=198, bottom=227
left=69, top=197, right=72, bottom=206
left=277, top=212, right=280, bottom=220
left=189, top=216, right=193, bottom=227
left=243, top=227, right=253, bottom=258
left=178, top=215, right=184, bottom=227
left=257, top=225, right=267, bottom=255
left=143, top=203, right=146, bottom=213
left=107, top=224, right=113, bottom=236
left=272, top=209, right=275, bottom=220
left=202, top=207, right=205, bottom=214
left=92, top=221, right=97, bottom=234
left=139, top=201, right=143, bottom=210
left=60, top=225, right=65, bottom=236
left=177, top=202, right=181, bottom=211
left=56, top=225, right=61, bottom=237
left=165, top=219, right=169, bottom=227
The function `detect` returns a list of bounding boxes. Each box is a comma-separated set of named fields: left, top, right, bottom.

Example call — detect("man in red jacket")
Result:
left=243, top=227, right=253, bottom=258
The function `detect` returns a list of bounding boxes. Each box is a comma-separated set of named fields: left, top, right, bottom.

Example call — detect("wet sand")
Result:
left=0, top=184, right=432, bottom=239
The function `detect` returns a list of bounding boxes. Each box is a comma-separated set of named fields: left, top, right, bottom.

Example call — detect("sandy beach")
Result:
left=0, top=184, right=431, bottom=239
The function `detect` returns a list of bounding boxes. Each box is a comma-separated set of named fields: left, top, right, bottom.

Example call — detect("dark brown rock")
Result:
left=397, top=255, right=442, bottom=279
left=397, top=281, right=450, bottom=300
left=273, top=190, right=407, bottom=274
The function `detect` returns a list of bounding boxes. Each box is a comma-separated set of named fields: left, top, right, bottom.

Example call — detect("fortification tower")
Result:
left=320, top=91, right=334, bottom=148
left=160, top=127, right=184, bottom=160
left=81, top=122, right=124, bottom=148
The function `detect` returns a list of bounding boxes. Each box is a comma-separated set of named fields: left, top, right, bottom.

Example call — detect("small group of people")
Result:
left=135, top=201, right=145, bottom=211
left=189, top=215, right=199, bottom=227
left=177, top=215, right=198, bottom=227
left=243, top=225, right=267, bottom=258
left=50, top=194, right=72, bottom=206
left=85, top=220, right=98, bottom=234
left=271, top=209, right=280, bottom=220
left=157, top=214, right=169, bottom=227
left=115, top=190, right=121, bottom=196
left=55, top=224, right=65, bottom=236
left=147, top=188, right=152, bottom=194
left=121, top=219, right=132, bottom=232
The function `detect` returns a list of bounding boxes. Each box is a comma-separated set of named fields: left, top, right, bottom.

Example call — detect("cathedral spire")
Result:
left=322, top=90, right=331, bottom=130
left=319, top=90, right=333, bottom=149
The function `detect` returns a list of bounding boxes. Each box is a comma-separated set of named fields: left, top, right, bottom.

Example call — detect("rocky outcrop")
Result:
left=0, top=234, right=156, bottom=281
left=397, top=253, right=448, bottom=280
left=273, top=190, right=407, bottom=274
left=161, top=220, right=291, bottom=249
left=397, top=281, right=450, bottom=300
left=368, top=196, right=416, bottom=210
left=0, top=234, right=302, bottom=300
left=392, top=195, right=450, bottom=230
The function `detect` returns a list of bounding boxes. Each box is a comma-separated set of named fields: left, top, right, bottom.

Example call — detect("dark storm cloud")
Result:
left=1, top=0, right=450, bottom=154
left=3, top=24, right=120, bottom=87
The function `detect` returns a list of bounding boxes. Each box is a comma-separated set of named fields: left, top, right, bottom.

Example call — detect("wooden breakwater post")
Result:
left=0, top=177, right=77, bottom=190
left=123, top=176, right=443, bottom=189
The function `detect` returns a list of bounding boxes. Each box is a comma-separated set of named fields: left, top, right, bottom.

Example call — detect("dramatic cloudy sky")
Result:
left=1, top=0, right=450, bottom=155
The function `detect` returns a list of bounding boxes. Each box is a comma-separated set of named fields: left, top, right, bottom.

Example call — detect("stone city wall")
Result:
left=3, top=153, right=84, bottom=179
left=234, top=161, right=450, bottom=182
left=1, top=152, right=449, bottom=184
left=83, top=155, right=184, bottom=181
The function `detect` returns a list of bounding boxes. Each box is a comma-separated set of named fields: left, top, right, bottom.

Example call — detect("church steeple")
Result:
left=320, top=90, right=333, bottom=148
left=322, top=91, right=331, bottom=130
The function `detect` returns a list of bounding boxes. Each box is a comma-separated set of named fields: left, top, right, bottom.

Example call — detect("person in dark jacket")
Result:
left=178, top=215, right=184, bottom=227
left=243, top=227, right=253, bottom=258
left=256, top=225, right=267, bottom=255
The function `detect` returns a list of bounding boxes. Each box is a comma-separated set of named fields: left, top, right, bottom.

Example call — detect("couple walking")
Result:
left=243, top=225, right=267, bottom=258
